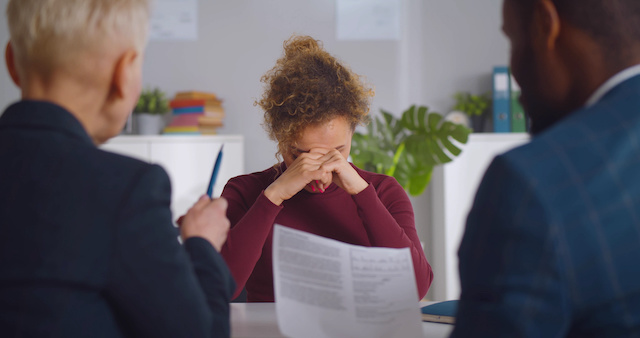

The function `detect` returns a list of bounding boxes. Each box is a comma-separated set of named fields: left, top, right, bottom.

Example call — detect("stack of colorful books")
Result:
left=163, top=91, right=225, bottom=135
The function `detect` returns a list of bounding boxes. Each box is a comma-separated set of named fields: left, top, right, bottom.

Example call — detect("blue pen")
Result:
left=206, top=144, right=224, bottom=198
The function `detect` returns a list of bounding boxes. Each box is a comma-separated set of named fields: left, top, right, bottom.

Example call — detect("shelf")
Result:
left=101, top=135, right=245, bottom=219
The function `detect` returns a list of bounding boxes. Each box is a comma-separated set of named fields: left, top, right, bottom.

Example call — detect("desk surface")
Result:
left=231, top=302, right=454, bottom=338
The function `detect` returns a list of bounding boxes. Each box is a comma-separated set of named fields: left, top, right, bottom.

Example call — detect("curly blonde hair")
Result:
left=256, top=35, right=374, bottom=159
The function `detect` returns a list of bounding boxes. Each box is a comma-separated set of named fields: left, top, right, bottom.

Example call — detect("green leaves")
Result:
left=351, top=105, right=471, bottom=196
left=134, top=87, right=170, bottom=115
left=452, top=92, right=491, bottom=117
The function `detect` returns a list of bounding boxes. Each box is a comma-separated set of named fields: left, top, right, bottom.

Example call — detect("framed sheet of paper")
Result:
left=150, top=0, right=198, bottom=41
left=336, top=0, right=402, bottom=41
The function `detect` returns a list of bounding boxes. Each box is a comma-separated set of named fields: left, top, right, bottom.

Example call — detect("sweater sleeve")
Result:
left=351, top=177, right=433, bottom=299
left=220, top=177, right=283, bottom=299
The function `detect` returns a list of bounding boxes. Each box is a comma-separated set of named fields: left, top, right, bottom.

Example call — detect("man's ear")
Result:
left=108, top=49, right=139, bottom=103
left=5, top=41, right=21, bottom=88
left=532, top=0, right=561, bottom=50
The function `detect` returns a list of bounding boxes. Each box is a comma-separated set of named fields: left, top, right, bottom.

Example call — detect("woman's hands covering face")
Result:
left=263, top=148, right=368, bottom=206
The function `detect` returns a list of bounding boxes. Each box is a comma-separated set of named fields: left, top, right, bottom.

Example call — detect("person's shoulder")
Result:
left=352, top=164, right=402, bottom=189
left=495, top=134, right=558, bottom=184
left=225, top=165, right=279, bottom=191
left=500, top=91, right=633, bottom=177
left=353, top=164, right=385, bottom=181
left=93, top=147, right=158, bottom=175
left=94, top=147, right=150, bottom=168
left=229, top=165, right=278, bottom=184
left=493, top=110, right=607, bottom=200
left=86, top=147, right=169, bottom=190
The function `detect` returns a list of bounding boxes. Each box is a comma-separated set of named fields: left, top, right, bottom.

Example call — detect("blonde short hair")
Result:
left=6, top=0, right=150, bottom=75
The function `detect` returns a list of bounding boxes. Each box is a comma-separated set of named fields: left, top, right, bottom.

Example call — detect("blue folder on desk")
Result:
left=421, top=300, right=458, bottom=324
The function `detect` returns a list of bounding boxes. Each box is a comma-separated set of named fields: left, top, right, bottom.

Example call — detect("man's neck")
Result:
left=568, top=34, right=640, bottom=107
left=556, top=36, right=640, bottom=121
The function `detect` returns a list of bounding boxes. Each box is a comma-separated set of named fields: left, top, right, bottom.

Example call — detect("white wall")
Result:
left=0, top=0, right=20, bottom=110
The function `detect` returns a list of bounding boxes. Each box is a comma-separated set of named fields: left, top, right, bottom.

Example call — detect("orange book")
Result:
left=199, top=127, right=219, bottom=135
left=163, top=126, right=200, bottom=132
left=199, top=116, right=224, bottom=126
left=174, top=91, right=218, bottom=100
left=204, top=111, right=225, bottom=119
left=203, top=105, right=225, bottom=114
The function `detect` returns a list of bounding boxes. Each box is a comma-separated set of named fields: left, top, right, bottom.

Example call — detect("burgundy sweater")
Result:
left=220, top=164, right=433, bottom=301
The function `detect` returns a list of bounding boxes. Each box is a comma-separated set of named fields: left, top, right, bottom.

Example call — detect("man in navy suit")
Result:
left=453, top=0, right=640, bottom=336
left=0, top=0, right=234, bottom=337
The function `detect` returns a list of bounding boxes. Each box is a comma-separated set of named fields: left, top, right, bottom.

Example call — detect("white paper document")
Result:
left=273, top=225, right=422, bottom=338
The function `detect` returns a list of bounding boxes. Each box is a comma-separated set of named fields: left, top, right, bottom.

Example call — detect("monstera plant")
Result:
left=351, top=105, right=471, bottom=196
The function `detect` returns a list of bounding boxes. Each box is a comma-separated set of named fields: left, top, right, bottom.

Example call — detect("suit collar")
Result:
left=0, top=100, right=94, bottom=145
left=586, top=64, right=640, bottom=107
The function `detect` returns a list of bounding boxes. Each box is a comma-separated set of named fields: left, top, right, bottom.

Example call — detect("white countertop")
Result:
left=230, top=302, right=454, bottom=338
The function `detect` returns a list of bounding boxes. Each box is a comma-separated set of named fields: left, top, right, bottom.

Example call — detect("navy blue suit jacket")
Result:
left=0, top=101, right=235, bottom=337
left=452, top=75, right=640, bottom=337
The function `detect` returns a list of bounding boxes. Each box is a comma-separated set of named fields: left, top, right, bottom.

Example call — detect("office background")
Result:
left=0, top=0, right=508, bottom=299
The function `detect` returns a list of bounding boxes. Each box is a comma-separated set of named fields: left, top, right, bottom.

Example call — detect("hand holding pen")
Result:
left=180, top=195, right=229, bottom=252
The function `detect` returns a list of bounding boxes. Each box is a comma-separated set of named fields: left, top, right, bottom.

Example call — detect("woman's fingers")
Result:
left=281, top=148, right=347, bottom=194
left=279, top=148, right=366, bottom=196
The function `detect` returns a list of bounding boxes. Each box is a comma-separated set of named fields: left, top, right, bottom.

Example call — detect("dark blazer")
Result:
left=0, top=101, right=235, bottom=337
left=452, top=74, right=640, bottom=337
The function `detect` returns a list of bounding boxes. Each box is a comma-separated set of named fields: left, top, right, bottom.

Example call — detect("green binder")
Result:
left=510, top=74, right=527, bottom=133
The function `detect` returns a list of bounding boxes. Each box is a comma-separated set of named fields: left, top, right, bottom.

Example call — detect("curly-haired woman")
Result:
left=220, top=35, right=433, bottom=302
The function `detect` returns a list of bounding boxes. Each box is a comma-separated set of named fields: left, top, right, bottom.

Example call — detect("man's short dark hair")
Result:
left=514, top=0, right=640, bottom=50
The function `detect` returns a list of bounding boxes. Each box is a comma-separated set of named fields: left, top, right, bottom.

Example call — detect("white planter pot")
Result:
left=135, top=113, right=165, bottom=135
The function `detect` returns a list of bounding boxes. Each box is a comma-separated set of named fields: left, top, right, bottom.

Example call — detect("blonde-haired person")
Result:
left=220, top=35, right=433, bottom=302
left=0, top=0, right=234, bottom=337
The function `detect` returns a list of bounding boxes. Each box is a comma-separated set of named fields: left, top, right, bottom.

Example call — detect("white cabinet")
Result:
left=101, top=135, right=244, bottom=220
left=429, top=133, right=530, bottom=301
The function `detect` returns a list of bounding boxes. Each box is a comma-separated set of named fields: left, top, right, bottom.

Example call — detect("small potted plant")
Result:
left=133, top=87, right=170, bottom=135
left=452, top=92, right=492, bottom=133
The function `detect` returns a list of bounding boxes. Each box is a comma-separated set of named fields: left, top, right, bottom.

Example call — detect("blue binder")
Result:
left=493, top=66, right=511, bottom=133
